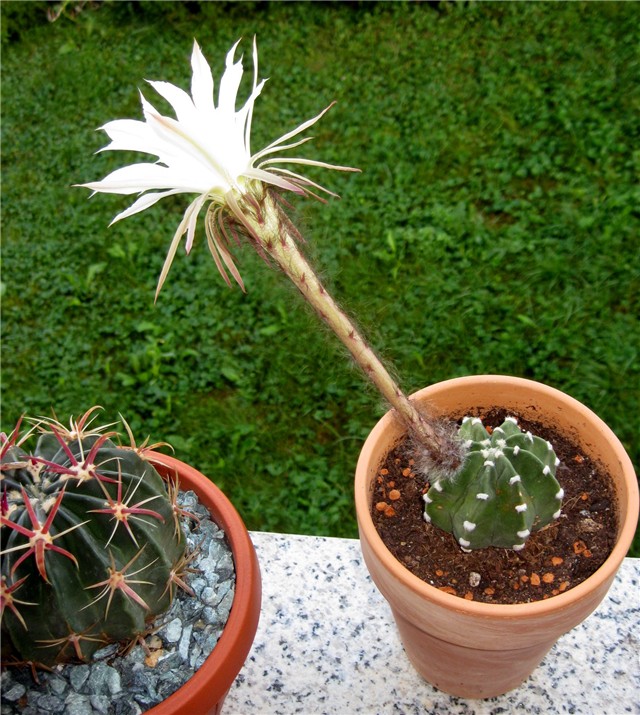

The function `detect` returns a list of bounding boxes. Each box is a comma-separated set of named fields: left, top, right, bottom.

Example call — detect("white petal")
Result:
left=155, top=195, right=207, bottom=300
left=99, top=118, right=158, bottom=154
left=184, top=193, right=207, bottom=254
left=253, top=134, right=313, bottom=161
left=218, top=39, right=243, bottom=115
left=261, top=156, right=359, bottom=173
left=243, top=167, right=303, bottom=194
left=191, top=40, right=215, bottom=118
left=253, top=102, right=336, bottom=162
left=110, top=189, right=183, bottom=224
left=243, top=36, right=261, bottom=153
left=147, top=80, right=196, bottom=126
left=81, top=163, right=200, bottom=194
left=264, top=166, right=339, bottom=197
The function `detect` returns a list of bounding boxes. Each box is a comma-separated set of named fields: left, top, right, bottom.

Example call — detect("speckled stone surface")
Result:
left=224, top=532, right=639, bottom=715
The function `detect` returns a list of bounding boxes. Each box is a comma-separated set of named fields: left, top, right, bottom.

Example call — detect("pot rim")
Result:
left=146, top=451, right=261, bottom=714
left=355, top=374, right=638, bottom=618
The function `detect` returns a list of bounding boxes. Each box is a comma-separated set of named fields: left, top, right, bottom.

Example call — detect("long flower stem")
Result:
left=240, top=191, right=452, bottom=464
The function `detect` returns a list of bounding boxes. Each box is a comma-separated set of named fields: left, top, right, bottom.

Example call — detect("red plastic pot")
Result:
left=146, top=453, right=261, bottom=715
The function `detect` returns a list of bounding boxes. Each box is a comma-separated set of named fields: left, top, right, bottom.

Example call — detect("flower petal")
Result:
left=218, top=39, right=243, bottom=115
left=261, top=167, right=339, bottom=199
left=80, top=162, right=204, bottom=194
left=147, top=80, right=196, bottom=127
left=252, top=102, right=336, bottom=163
left=110, top=189, right=184, bottom=224
left=98, top=118, right=164, bottom=157
left=260, top=156, right=360, bottom=173
left=155, top=194, right=207, bottom=300
left=243, top=167, right=303, bottom=195
left=190, top=40, right=215, bottom=119
left=185, top=193, right=208, bottom=254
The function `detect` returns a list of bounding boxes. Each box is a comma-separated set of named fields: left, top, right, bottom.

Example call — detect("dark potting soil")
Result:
left=371, top=410, right=619, bottom=605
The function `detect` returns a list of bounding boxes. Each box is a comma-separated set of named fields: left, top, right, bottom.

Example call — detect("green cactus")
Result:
left=0, top=409, right=188, bottom=666
left=423, top=416, right=564, bottom=551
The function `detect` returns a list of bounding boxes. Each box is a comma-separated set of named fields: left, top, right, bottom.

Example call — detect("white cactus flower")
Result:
left=79, top=38, right=356, bottom=297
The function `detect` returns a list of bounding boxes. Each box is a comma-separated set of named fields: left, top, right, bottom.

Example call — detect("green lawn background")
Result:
left=2, top=1, right=638, bottom=553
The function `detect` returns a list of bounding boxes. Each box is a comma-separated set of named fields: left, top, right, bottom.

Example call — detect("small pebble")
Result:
left=161, top=617, right=183, bottom=643
left=2, top=683, right=26, bottom=702
left=69, top=665, right=91, bottom=693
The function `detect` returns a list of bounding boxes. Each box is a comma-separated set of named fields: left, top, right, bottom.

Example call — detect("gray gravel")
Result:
left=1, top=490, right=235, bottom=715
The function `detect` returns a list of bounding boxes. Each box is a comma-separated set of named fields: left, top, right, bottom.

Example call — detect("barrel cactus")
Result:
left=0, top=409, right=189, bottom=665
left=423, top=416, right=564, bottom=551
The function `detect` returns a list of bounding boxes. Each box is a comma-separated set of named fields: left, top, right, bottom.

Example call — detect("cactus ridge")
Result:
left=423, top=416, right=564, bottom=551
left=0, top=410, right=188, bottom=666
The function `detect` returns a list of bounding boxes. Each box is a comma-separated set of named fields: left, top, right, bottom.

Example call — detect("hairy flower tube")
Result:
left=80, top=38, right=465, bottom=477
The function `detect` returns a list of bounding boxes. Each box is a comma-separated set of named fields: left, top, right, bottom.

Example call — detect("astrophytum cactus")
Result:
left=423, top=416, right=564, bottom=551
left=0, top=409, right=190, bottom=666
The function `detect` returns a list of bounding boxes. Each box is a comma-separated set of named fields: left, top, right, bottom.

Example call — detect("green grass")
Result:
left=2, top=1, right=639, bottom=554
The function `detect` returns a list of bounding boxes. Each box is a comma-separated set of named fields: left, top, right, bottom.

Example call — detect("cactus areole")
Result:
left=423, top=416, right=564, bottom=551
left=0, top=409, right=188, bottom=666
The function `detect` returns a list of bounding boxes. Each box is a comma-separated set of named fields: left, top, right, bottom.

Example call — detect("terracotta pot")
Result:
left=145, top=453, right=262, bottom=715
left=355, top=375, right=638, bottom=699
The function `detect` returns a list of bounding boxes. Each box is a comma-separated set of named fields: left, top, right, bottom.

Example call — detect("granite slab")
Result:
left=223, top=532, right=639, bottom=715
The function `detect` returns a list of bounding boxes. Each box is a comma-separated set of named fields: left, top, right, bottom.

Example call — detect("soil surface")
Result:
left=371, top=410, right=619, bottom=604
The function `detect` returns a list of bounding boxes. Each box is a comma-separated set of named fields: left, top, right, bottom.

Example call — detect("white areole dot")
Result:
left=515, top=503, right=528, bottom=513
left=463, top=520, right=476, bottom=532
